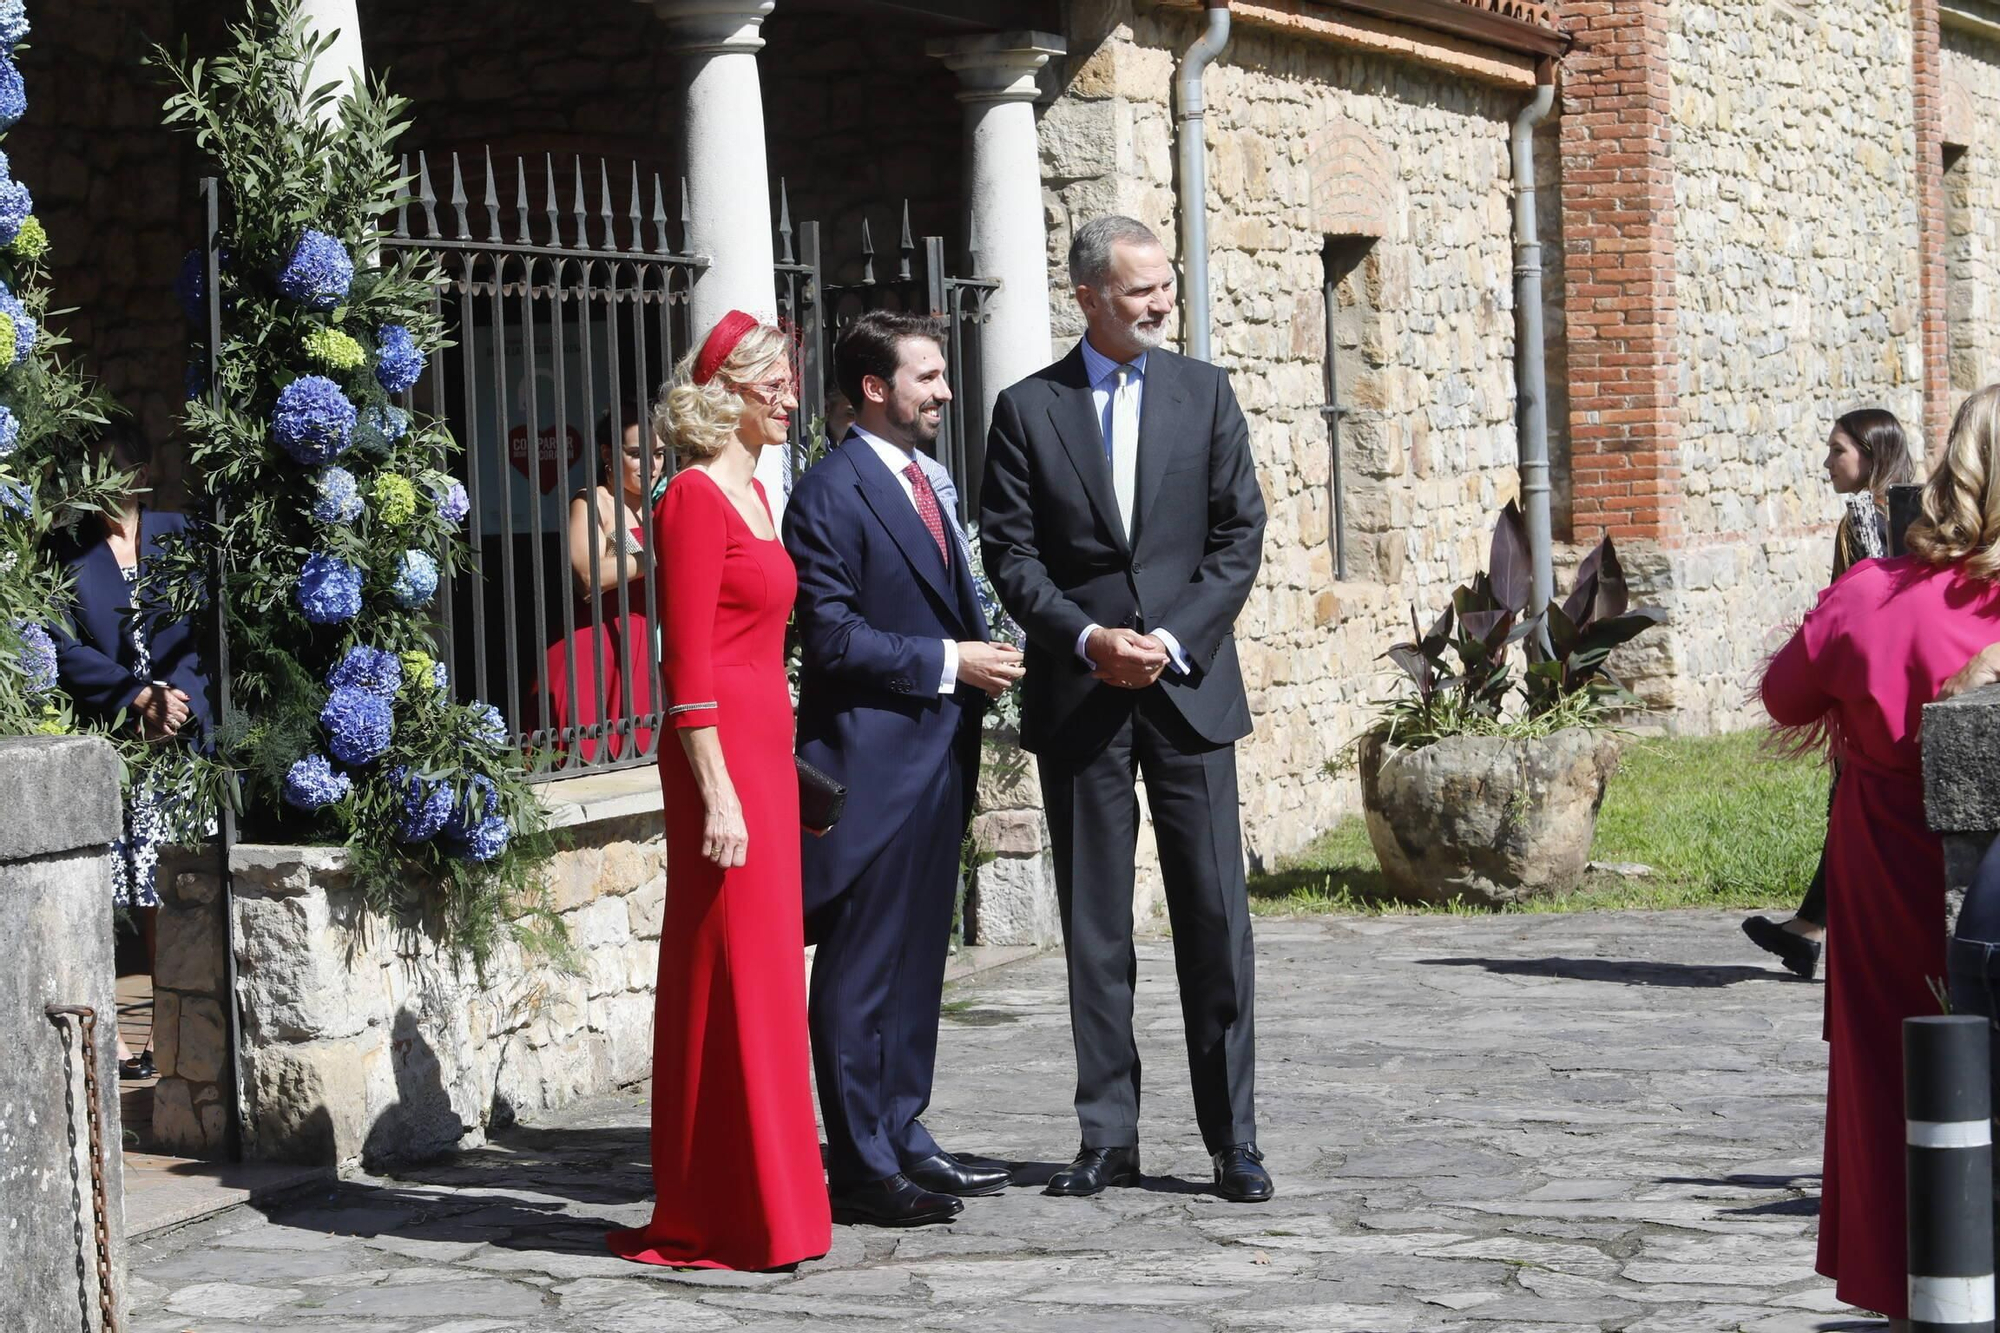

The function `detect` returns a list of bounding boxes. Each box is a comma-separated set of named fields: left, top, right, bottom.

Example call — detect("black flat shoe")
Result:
left=119, top=1051, right=156, bottom=1080
left=904, top=1151, right=1011, bottom=1197
left=829, top=1173, right=963, bottom=1227
left=1044, top=1145, right=1140, bottom=1197
left=1743, top=915, right=1821, bottom=981
left=1212, top=1144, right=1273, bottom=1202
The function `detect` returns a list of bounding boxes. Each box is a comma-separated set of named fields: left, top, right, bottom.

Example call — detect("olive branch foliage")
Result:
left=147, top=1, right=562, bottom=970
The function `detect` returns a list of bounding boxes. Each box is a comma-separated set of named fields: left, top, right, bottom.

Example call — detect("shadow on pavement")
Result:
left=1418, top=956, right=1783, bottom=987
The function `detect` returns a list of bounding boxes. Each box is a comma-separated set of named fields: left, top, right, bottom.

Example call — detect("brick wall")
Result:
left=1556, top=0, right=1681, bottom=546
left=1917, top=0, right=1951, bottom=454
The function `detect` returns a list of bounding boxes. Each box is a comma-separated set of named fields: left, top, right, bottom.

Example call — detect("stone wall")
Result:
left=0, top=737, right=126, bottom=1333
left=1044, top=1, right=1530, bottom=866
left=1663, top=0, right=1925, bottom=732
left=150, top=809, right=664, bottom=1171
left=1944, top=29, right=2000, bottom=397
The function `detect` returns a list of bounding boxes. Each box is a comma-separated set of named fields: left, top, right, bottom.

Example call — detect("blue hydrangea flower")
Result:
left=374, top=325, right=424, bottom=394
left=468, top=702, right=507, bottom=748
left=13, top=621, right=55, bottom=696
left=282, top=754, right=352, bottom=810
left=434, top=480, right=469, bottom=526
left=432, top=661, right=449, bottom=691
left=0, top=173, right=34, bottom=248
left=320, top=685, right=393, bottom=765
left=311, top=466, right=362, bottom=524
left=387, top=766, right=455, bottom=842
left=365, top=403, right=410, bottom=443
left=327, top=645, right=402, bottom=699
left=273, top=375, right=356, bottom=465
left=276, top=229, right=353, bottom=310
left=296, top=552, right=362, bottom=625
left=447, top=813, right=510, bottom=864
left=441, top=774, right=499, bottom=842
left=0, top=404, right=18, bottom=459
left=390, top=549, right=438, bottom=608
left=0, top=58, right=26, bottom=132
left=0, top=282, right=37, bottom=366
left=0, top=477, right=30, bottom=519
left=0, top=2, right=28, bottom=48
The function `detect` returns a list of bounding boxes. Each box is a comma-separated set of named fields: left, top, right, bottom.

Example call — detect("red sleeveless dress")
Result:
left=541, top=507, right=655, bottom=763
left=607, top=468, right=830, bottom=1271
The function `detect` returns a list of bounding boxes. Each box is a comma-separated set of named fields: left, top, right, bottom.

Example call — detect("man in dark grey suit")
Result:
left=979, top=215, right=1271, bottom=1202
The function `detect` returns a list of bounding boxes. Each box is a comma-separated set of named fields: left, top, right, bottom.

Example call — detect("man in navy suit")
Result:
left=784, top=310, right=1025, bottom=1227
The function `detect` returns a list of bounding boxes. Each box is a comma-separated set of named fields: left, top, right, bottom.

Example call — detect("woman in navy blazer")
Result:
left=51, top=424, right=215, bottom=1076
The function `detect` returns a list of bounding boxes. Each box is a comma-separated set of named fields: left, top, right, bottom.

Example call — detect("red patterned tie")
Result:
left=903, top=460, right=950, bottom=566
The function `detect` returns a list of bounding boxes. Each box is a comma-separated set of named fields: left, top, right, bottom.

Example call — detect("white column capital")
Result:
left=927, top=31, right=1065, bottom=105
left=640, top=0, right=775, bottom=55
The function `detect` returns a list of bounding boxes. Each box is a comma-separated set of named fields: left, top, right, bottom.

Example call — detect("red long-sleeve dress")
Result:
left=606, top=468, right=831, bottom=1271
left=1762, top=554, right=2000, bottom=1319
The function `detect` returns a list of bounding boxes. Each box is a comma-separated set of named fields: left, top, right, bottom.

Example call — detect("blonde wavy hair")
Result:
left=1907, top=384, right=2000, bottom=580
left=653, top=321, right=792, bottom=464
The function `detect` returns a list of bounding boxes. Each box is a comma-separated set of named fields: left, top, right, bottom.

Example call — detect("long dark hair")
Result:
left=1834, top=407, right=1914, bottom=502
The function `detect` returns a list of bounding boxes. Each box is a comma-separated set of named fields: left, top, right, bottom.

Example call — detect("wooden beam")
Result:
left=1334, top=0, right=1569, bottom=57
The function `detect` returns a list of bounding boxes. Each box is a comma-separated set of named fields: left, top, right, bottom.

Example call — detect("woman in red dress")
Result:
left=541, top=408, right=660, bottom=763
left=607, top=311, right=831, bottom=1271
left=1762, top=385, right=2000, bottom=1328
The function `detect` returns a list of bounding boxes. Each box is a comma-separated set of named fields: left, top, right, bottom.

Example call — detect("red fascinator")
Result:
left=692, top=310, right=762, bottom=385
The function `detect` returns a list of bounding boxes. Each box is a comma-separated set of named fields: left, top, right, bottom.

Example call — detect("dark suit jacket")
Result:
left=50, top=508, right=215, bottom=736
left=979, top=344, right=1266, bottom=755
left=785, top=435, right=990, bottom=915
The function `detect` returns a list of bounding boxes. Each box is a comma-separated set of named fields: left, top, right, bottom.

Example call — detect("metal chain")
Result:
left=46, top=1004, right=120, bottom=1333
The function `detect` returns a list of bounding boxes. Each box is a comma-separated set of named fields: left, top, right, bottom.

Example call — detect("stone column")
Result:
left=0, top=737, right=126, bottom=1331
left=928, top=32, right=1065, bottom=416
left=642, top=0, right=788, bottom=506
left=296, top=0, right=366, bottom=122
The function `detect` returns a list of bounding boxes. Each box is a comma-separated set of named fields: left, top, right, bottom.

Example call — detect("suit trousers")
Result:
left=1038, top=689, right=1257, bottom=1154
left=806, top=745, right=966, bottom=1187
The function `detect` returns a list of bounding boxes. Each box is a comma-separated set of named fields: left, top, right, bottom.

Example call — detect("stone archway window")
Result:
left=1321, top=235, right=1378, bottom=582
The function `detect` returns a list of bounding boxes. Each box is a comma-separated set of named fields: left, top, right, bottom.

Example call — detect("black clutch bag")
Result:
left=797, top=756, right=847, bottom=835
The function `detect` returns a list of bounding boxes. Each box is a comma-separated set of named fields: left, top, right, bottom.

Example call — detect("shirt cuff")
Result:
left=939, top=639, right=958, bottom=694
left=1076, top=623, right=1101, bottom=670
left=1152, top=627, right=1191, bottom=677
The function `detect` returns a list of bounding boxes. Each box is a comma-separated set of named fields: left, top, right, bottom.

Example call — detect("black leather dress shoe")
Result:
left=829, top=1173, right=964, bottom=1227
left=904, top=1151, right=1012, bottom=1197
left=1742, top=915, right=1821, bottom=981
left=1212, top=1144, right=1274, bottom=1202
left=1044, top=1145, right=1140, bottom=1197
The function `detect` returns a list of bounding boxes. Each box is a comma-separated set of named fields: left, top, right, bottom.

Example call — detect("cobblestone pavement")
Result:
left=129, top=911, right=1866, bottom=1332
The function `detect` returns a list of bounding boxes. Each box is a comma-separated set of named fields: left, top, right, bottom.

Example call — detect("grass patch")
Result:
left=1249, top=731, right=1828, bottom=917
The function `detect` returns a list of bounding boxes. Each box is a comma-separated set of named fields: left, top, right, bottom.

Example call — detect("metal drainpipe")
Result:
left=1176, top=0, right=1231, bottom=362
left=1511, top=62, right=1558, bottom=622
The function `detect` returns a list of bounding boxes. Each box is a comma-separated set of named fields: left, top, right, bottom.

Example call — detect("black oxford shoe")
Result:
left=1212, top=1144, right=1274, bottom=1202
left=904, top=1151, right=1012, bottom=1197
left=829, top=1173, right=964, bottom=1228
left=1044, top=1144, right=1141, bottom=1197
left=1741, top=915, right=1822, bottom=981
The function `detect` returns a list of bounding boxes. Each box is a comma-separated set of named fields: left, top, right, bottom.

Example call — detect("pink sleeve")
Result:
left=656, top=475, right=728, bottom=731
left=1760, top=579, right=1850, bottom=729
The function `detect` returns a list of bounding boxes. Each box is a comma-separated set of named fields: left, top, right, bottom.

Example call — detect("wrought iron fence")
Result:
left=350, top=163, right=997, bottom=780
left=381, top=150, right=701, bottom=780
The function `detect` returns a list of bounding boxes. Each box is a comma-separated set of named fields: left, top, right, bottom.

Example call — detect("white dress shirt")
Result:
left=854, top=425, right=958, bottom=693
left=1072, top=337, right=1190, bottom=677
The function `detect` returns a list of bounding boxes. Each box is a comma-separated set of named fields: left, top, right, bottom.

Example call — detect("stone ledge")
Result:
left=539, top=766, right=664, bottom=831
left=0, top=734, right=121, bottom=862
left=1923, top=682, right=2000, bottom=831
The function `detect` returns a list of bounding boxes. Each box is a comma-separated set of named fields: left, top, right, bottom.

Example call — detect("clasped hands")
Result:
left=130, top=682, right=192, bottom=743
left=1089, top=626, right=1170, bottom=690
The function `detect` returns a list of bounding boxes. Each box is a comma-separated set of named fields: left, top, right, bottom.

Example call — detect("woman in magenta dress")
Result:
left=607, top=311, right=830, bottom=1271
left=542, top=408, right=661, bottom=763
left=1762, top=384, right=2000, bottom=1328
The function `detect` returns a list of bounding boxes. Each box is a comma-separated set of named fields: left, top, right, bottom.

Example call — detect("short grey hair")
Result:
left=1068, top=215, right=1161, bottom=290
